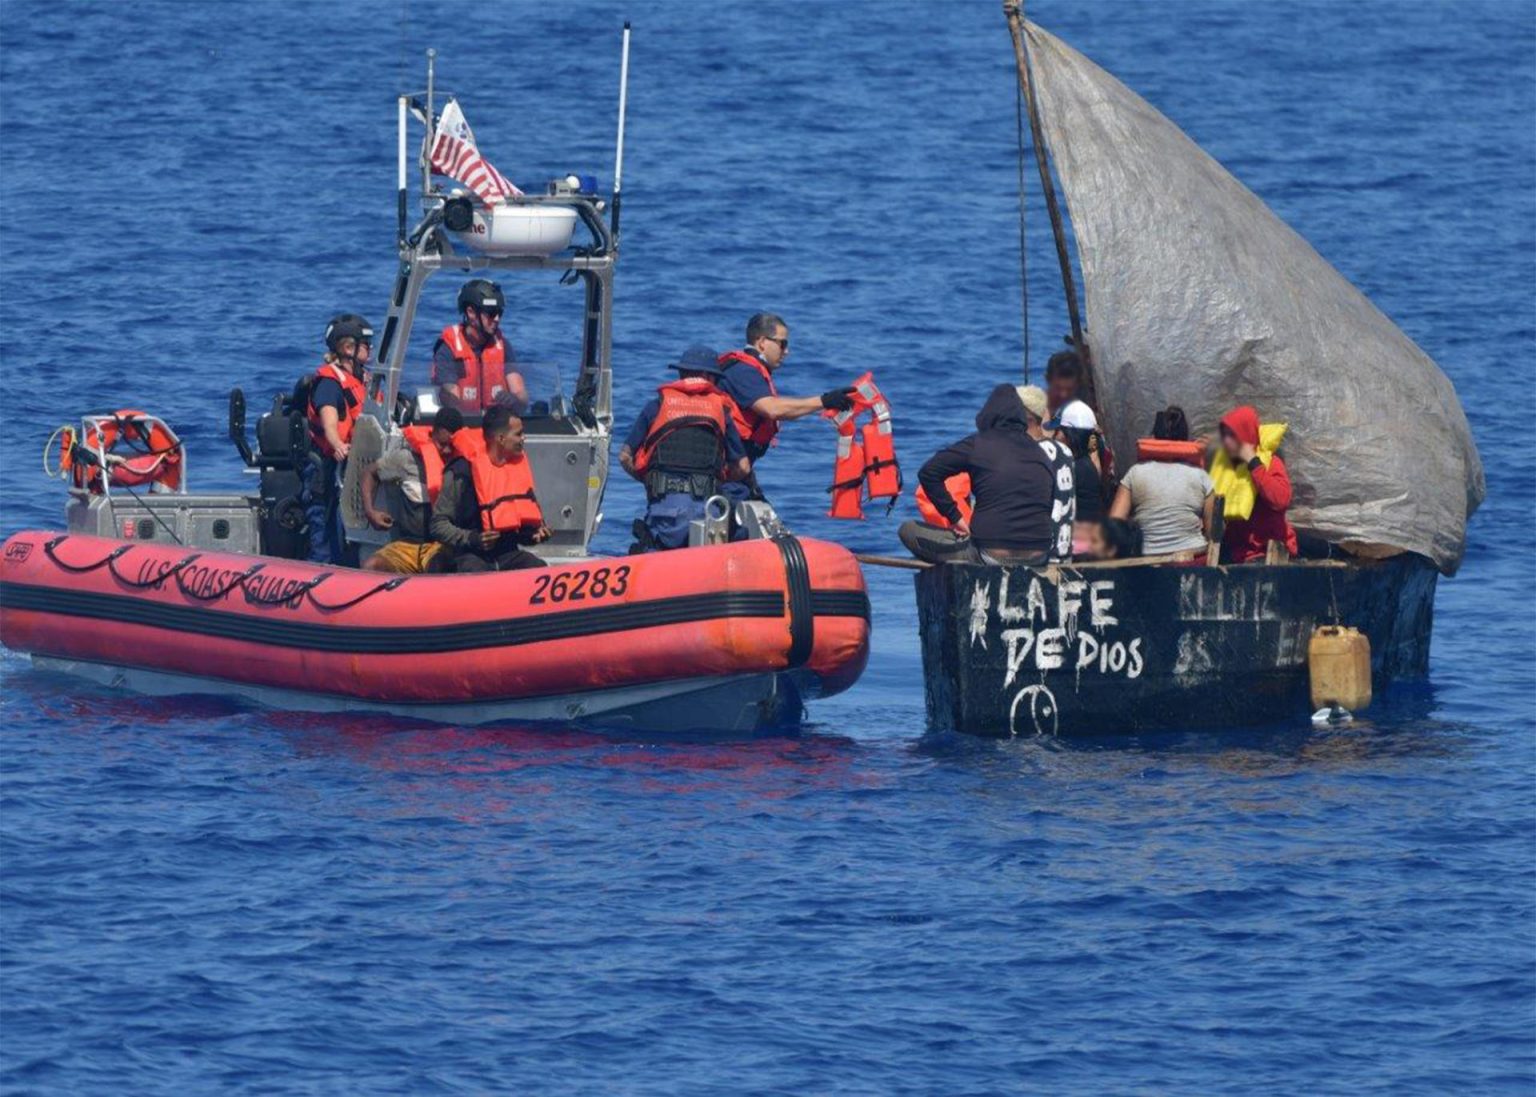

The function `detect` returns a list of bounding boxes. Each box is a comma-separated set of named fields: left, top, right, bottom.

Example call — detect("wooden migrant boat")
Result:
left=916, top=9, right=1483, bottom=737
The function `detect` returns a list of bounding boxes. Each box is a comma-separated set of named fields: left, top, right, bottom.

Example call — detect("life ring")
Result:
left=69, top=410, right=184, bottom=493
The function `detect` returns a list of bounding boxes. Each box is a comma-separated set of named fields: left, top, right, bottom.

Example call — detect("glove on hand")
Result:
left=820, top=387, right=858, bottom=412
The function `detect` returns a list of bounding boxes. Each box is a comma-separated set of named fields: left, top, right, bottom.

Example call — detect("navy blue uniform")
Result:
left=623, top=398, right=748, bottom=463
left=716, top=360, right=775, bottom=463
left=625, top=396, right=748, bottom=550
left=301, top=376, right=349, bottom=564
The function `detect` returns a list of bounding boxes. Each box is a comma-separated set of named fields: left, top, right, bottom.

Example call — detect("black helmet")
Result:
left=457, top=279, right=505, bottom=315
left=324, top=313, right=374, bottom=352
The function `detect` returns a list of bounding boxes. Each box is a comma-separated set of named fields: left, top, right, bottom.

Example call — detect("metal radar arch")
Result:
left=360, top=28, right=634, bottom=558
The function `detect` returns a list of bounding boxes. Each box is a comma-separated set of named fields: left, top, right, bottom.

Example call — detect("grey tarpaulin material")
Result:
left=1023, top=22, right=1484, bottom=575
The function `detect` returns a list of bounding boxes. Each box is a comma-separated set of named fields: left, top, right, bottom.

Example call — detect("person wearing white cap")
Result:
left=1045, top=399, right=1111, bottom=556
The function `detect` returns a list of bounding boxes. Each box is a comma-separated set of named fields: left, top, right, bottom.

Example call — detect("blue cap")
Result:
left=669, top=344, right=723, bottom=377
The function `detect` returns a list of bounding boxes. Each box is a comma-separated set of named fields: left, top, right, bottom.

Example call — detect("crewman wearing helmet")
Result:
left=431, top=279, right=529, bottom=415
left=301, top=313, right=373, bottom=564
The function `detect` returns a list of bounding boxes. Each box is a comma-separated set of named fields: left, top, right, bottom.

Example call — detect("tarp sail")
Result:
left=1023, top=22, right=1483, bottom=575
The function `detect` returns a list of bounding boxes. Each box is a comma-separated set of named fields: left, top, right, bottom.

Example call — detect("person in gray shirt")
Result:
left=1109, top=406, right=1214, bottom=557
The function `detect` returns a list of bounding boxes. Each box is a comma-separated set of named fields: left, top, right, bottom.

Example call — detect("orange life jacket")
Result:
left=824, top=372, right=901, bottom=520
left=466, top=447, right=543, bottom=533
left=915, top=473, right=974, bottom=529
left=863, top=420, right=900, bottom=499
left=306, top=361, right=367, bottom=460
left=1136, top=438, right=1206, bottom=468
left=633, top=378, right=731, bottom=475
left=400, top=424, right=476, bottom=504
left=828, top=429, right=866, bottom=519
left=717, top=349, right=780, bottom=451
left=65, top=410, right=184, bottom=494
left=440, top=323, right=510, bottom=411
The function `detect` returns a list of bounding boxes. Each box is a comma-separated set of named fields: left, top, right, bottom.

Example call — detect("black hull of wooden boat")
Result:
left=915, top=556, right=1437, bottom=737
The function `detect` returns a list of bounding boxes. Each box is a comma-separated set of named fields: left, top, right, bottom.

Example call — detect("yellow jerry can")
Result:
left=1308, top=626, right=1372, bottom=711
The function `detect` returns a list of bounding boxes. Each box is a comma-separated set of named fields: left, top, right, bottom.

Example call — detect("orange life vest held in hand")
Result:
left=828, top=430, right=866, bottom=519
left=717, top=349, right=780, bottom=451
left=467, top=448, right=543, bottom=533
left=1136, top=438, right=1206, bottom=468
left=441, top=324, right=511, bottom=411
left=915, top=473, right=974, bottom=529
left=824, top=372, right=902, bottom=520
left=633, top=379, right=731, bottom=476
left=306, top=362, right=367, bottom=460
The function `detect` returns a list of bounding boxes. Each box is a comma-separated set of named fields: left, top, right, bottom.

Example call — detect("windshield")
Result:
left=407, top=273, right=585, bottom=423
left=503, top=357, right=567, bottom=419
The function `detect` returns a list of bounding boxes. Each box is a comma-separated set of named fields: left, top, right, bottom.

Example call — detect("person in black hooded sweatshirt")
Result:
left=900, top=383, right=1074, bottom=565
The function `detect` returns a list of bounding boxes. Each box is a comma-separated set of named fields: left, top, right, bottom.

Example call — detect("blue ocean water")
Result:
left=2, top=0, right=1533, bottom=1092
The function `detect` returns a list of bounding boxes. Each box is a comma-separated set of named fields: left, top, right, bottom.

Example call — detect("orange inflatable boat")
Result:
left=0, top=532, right=869, bottom=733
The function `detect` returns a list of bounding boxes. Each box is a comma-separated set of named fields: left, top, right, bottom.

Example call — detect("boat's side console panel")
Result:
left=519, top=426, right=610, bottom=558
left=66, top=492, right=263, bottom=555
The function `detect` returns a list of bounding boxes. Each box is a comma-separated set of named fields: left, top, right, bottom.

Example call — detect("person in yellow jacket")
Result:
left=1209, top=404, right=1297, bottom=562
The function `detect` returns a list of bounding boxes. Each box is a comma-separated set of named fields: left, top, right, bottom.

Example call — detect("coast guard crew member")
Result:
left=618, top=345, right=751, bottom=551
left=715, top=312, right=855, bottom=503
left=432, top=279, right=529, bottom=415
left=301, top=313, right=372, bottom=564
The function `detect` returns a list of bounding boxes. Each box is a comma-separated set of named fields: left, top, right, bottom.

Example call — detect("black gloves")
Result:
left=820, top=387, right=857, bottom=412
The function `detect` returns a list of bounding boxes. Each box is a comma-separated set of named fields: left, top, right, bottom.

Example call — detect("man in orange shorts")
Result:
left=360, top=408, right=463, bottom=573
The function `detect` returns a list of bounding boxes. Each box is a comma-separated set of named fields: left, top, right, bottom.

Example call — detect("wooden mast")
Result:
left=1002, top=0, right=1096, bottom=403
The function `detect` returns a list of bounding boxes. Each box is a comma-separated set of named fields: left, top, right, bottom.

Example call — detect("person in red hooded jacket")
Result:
left=1217, top=404, right=1298, bottom=563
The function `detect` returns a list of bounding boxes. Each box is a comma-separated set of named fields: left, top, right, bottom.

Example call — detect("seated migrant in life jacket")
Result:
left=431, top=279, right=530, bottom=416
left=1111, top=404, right=1215, bottom=559
left=360, top=406, right=465, bottom=574
left=900, top=384, right=1073, bottom=566
left=1210, top=404, right=1298, bottom=564
left=618, top=345, right=752, bottom=551
left=429, top=404, right=550, bottom=572
left=915, top=473, right=973, bottom=530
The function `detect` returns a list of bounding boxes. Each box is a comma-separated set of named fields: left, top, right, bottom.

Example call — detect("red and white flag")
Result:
left=430, top=98, right=522, bottom=205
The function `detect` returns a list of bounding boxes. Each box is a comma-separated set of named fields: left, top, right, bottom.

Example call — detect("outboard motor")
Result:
left=229, top=388, right=311, bottom=559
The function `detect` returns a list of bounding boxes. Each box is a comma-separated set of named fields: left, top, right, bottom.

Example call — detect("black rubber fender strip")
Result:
left=774, top=535, right=814, bottom=669
left=809, top=590, right=871, bottom=621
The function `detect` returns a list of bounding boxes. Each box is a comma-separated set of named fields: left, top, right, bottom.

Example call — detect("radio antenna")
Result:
left=610, top=22, right=631, bottom=245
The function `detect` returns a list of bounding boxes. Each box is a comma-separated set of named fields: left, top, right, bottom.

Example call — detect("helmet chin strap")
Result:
left=466, top=310, right=498, bottom=346
left=337, top=345, right=367, bottom=374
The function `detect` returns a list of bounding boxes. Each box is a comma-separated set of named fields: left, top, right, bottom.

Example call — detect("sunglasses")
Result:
left=764, top=336, right=789, bottom=351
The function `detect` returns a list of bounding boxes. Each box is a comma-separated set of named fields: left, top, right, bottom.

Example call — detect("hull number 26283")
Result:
left=529, top=565, right=631, bottom=605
